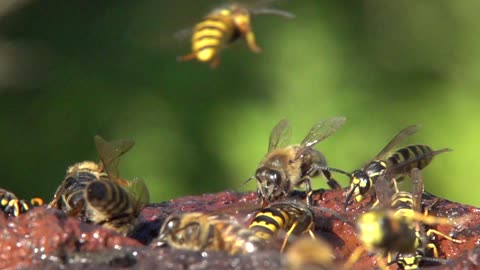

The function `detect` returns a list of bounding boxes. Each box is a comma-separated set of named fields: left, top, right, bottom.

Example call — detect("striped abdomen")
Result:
left=85, top=180, right=136, bottom=234
left=386, top=145, right=433, bottom=174
left=215, top=221, right=265, bottom=255
left=59, top=171, right=105, bottom=218
left=191, top=14, right=235, bottom=62
left=249, top=203, right=314, bottom=241
left=390, top=191, right=415, bottom=221
left=0, top=189, right=44, bottom=217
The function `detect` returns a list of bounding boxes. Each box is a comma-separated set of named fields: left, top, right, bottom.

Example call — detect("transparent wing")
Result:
left=125, top=178, right=150, bottom=211
left=410, top=168, right=424, bottom=213
left=373, top=174, right=396, bottom=208
left=294, top=116, right=346, bottom=160
left=374, top=125, right=421, bottom=160
left=173, top=27, right=193, bottom=42
left=94, top=135, right=135, bottom=181
left=385, top=148, right=452, bottom=177
left=268, top=118, right=292, bottom=152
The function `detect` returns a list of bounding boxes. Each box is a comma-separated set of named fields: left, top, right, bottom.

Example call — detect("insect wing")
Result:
left=410, top=168, right=424, bottom=213
left=94, top=135, right=135, bottom=181
left=268, top=118, right=292, bottom=152
left=385, top=148, right=452, bottom=178
left=294, top=116, right=346, bottom=160
left=373, top=174, right=396, bottom=208
left=373, top=125, right=421, bottom=161
left=125, top=178, right=150, bottom=211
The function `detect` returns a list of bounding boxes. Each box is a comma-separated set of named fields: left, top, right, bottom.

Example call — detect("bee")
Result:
left=343, top=125, right=451, bottom=209
left=285, top=237, right=336, bottom=270
left=177, top=2, right=294, bottom=68
left=49, top=135, right=149, bottom=235
left=345, top=169, right=465, bottom=270
left=0, top=189, right=44, bottom=217
left=154, top=212, right=266, bottom=255
left=84, top=178, right=149, bottom=235
left=249, top=201, right=315, bottom=252
left=246, top=117, right=346, bottom=206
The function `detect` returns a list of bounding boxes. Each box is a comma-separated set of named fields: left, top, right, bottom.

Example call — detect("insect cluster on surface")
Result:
left=148, top=116, right=466, bottom=269
left=0, top=1, right=472, bottom=269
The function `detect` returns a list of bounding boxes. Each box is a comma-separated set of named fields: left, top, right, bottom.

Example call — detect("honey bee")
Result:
left=342, top=125, right=451, bottom=209
left=249, top=201, right=315, bottom=252
left=154, top=212, right=266, bottom=255
left=0, top=189, right=44, bottom=217
left=178, top=2, right=294, bottom=68
left=49, top=135, right=149, bottom=235
left=84, top=178, right=149, bottom=235
left=345, top=169, right=465, bottom=270
left=247, top=117, right=346, bottom=206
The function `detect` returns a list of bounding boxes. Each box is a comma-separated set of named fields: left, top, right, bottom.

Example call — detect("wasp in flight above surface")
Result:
left=285, top=237, right=337, bottom=270
left=249, top=201, right=315, bottom=252
left=154, top=211, right=266, bottom=255
left=342, top=124, right=451, bottom=210
left=346, top=168, right=465, bottom=270
left=48, top=135, right=149, bottom=235
left=177, top=1, right=294, bottom=68
left=0, top=188, right=44, bottom=217
left=245, top=117, right=346, bottom=206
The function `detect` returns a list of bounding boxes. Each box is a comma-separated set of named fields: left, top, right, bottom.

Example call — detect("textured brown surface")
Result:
left=1, top=189, right=479, bottom=270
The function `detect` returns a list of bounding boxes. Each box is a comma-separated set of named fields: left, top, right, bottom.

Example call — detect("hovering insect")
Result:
left=343, top=125, right=451, bottom=209
left=177, top=2, right=294, bottom=68
left=48, top=135, right=149, bottom=235
left=245, top=117, right=346, bottom=206
left=345, top=169, right=465, bottom=270
left=0, top=189, right=44, bottom=217
left=249, top=201, right=315, bottom=252
left=154, top=212, right=266, bottom=255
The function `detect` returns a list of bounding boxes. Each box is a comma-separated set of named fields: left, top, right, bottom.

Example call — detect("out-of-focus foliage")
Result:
left=0, top=0, right=478, bottom=206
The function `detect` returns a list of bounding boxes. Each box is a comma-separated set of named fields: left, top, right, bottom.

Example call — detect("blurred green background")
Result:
left=0, top=0, right=478, bottom=207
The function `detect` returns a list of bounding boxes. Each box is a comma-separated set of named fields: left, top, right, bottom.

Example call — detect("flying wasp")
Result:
left=154, top=212, right=266, bottom=255
left=49, top=135, right=149, bottom=235
left=0, top=188, right=43, bottom=217
left=342, top=124, right=451, bottom=209
left=345, top=169, right=465, bottom=270
left=249, top=201, right=315, bottom=252
left=245, top=117, right=346, bottom=206
left=177, top=2, right=294, bottom=68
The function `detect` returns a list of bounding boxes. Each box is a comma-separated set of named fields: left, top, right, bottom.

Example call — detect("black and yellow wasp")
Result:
left=177, top=1, right=294, bottom=67
left=342, top=124, right=451, bottom=209
left=248, top=201, right=315, bottom=252
left=346, top=168, right=465, bottom=270
left=0, top=189, right=43, bottom=217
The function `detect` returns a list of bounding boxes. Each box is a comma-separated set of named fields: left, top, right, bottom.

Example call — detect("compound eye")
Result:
left=270, top=170, right=282, bottom=186
left=166, top=217, right=180, bottom=231
left=358, top=176, right=371, bottom=195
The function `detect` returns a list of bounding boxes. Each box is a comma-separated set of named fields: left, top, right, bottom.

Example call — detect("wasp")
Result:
left=245, top=117, right=346, bottom=206
left=249, top=201, right=315, bottom=252
left=154, top=212, right=266, bottom=255
left=178, top=2, right=294, bottom=67
left=342, top=125, right=451, bottom=209
left=346, top=169, right=465, bottom=270
left=0, top=189, right=44, bottom=217
left=49, top=135, right=149, bottom=235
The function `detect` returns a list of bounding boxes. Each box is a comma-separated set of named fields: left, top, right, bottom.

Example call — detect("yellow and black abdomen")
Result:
left=249, top=203, right=314, bottom=241
left=190, top=15, right=235, bottom=63
left=387, top=145, right=434, bottom=174
left=85, top=180, right=136, bottom=234
left=0, top=189, right=44, bottom=217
